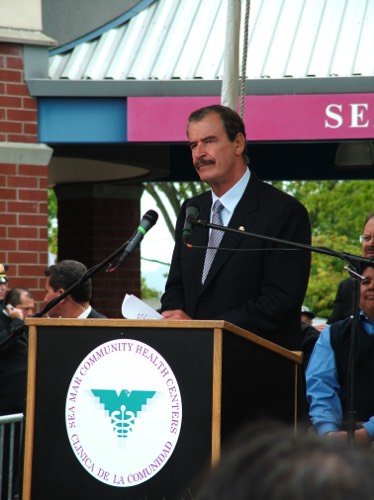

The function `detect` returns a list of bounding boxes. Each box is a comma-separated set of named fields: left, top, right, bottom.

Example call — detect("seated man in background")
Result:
left=327, top=212, right=374, bottom=324
left=43, top=260, right=106, bottom=318
left=306, top=263, right=374, bottom=445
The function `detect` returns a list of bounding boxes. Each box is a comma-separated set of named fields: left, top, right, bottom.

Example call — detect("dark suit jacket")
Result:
left=87, top=308, right=106, bottom=319
left=327, top=277, right=359, bottom=324
left=0, top=313, right=28, bottom=414
left=161, top=173, right=311, bottom=350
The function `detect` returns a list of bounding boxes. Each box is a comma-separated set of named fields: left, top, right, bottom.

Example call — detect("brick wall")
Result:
left=0, top=44, right=38, bottom=143
left=56, top=185, right=142, bottom=318
left=0, top=41, right=143, bottom=316
left=0, top=42, right=49, bottom=308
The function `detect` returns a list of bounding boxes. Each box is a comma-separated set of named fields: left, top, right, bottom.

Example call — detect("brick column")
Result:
left=0, top=43, right=49, bottom=309
left=55, top=183, right=142, bottom=318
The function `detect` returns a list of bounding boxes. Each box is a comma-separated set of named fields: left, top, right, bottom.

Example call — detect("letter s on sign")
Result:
left=325, top=104, right=343, bottom=129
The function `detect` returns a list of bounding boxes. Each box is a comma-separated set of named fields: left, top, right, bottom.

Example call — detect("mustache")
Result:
left=195, top=158, right=215, bottom=170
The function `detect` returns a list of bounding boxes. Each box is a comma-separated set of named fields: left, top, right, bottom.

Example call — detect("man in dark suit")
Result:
left=0, top=288, right=34, bottom=500
left=327, top=212, right=374, bottom=324
left=160, top=105, right=311, bottom=350
left=43, top=260, right=106, bottom=318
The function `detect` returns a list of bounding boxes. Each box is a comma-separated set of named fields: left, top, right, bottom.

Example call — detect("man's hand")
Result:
left=5, top=304, right=23, bottom=320
left=161, top=309, right=192, bottom=320
left=326, top=428, right=372, bottom=447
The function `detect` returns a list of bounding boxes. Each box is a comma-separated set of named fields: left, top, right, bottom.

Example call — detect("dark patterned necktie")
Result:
left=202, top=200, right=224, bottom=284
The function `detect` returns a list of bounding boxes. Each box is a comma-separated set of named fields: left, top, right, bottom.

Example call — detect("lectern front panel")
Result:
left=26, top=325, right=215, bottom=500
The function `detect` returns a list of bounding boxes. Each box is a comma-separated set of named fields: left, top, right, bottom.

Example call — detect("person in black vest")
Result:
left=306, top=263, right=374, bottom=446
left=327, top=212, right=374, bottom=324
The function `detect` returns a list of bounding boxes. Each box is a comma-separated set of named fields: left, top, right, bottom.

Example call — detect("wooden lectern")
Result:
left=23, top=318, right=302, bottom=500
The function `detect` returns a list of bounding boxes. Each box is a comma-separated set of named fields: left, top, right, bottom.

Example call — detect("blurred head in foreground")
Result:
left=195, top=421, right=374, bottom=500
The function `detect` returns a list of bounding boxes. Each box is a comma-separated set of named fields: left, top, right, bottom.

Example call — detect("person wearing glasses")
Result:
left=306, top=263, right=374, bottom=445
left=327, top=213, right=374, bottom=324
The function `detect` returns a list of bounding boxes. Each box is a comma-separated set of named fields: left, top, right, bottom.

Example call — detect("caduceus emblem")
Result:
left=91, top=389, right=156, bottom=438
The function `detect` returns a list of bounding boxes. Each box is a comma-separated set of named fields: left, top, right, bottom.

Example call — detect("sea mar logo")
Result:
left=65, top=339, right=182, bottom=487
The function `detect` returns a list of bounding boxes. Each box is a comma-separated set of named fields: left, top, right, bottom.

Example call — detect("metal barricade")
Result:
left=0, top=413, right=24, bottom=500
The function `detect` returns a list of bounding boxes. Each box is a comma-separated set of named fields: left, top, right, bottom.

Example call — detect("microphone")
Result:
left=183, top=205, right=199, bottom=242
left=113, top=210, right=158, bottom=270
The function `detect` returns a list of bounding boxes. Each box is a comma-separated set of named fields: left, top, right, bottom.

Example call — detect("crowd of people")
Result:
left=0, top=260, right=106, bottom=416
left=0, top=260, right=107, bottom=498
left=1, top=104, right=374, bottom=497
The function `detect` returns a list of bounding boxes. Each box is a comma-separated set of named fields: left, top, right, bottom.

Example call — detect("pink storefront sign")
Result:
left=127, top=94, right=374, bottom=142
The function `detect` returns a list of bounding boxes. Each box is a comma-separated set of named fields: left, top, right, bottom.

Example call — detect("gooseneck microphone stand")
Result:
left=188, top=215, right=372, bottom=444
left=0, top=237, right=132, bottom=352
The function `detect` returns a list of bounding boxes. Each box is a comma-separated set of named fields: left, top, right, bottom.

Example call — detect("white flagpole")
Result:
left=221, top=0, right=242, bottom=111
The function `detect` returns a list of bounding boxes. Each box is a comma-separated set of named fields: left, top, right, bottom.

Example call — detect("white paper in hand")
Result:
left=121, top=294, right=163, bottom=320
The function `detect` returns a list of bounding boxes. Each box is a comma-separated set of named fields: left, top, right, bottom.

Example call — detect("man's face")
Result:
left=17, top=291, right=35, bottom=319
left=187, top=113, right=245, bottom=193
left=361, top=218, right=374, bottom=258
left=44, top=277, right=64, bottom=318
left=359, top=267, right=374, bottom=316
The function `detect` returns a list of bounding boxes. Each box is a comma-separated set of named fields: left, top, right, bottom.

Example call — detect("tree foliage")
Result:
left=142, top=181, right=209, bottom=239
left=271, top=180, right=374, bottom=317
left=140, top=276, right=160, bottom=299
left=48, top=188, right=58, bottom=256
